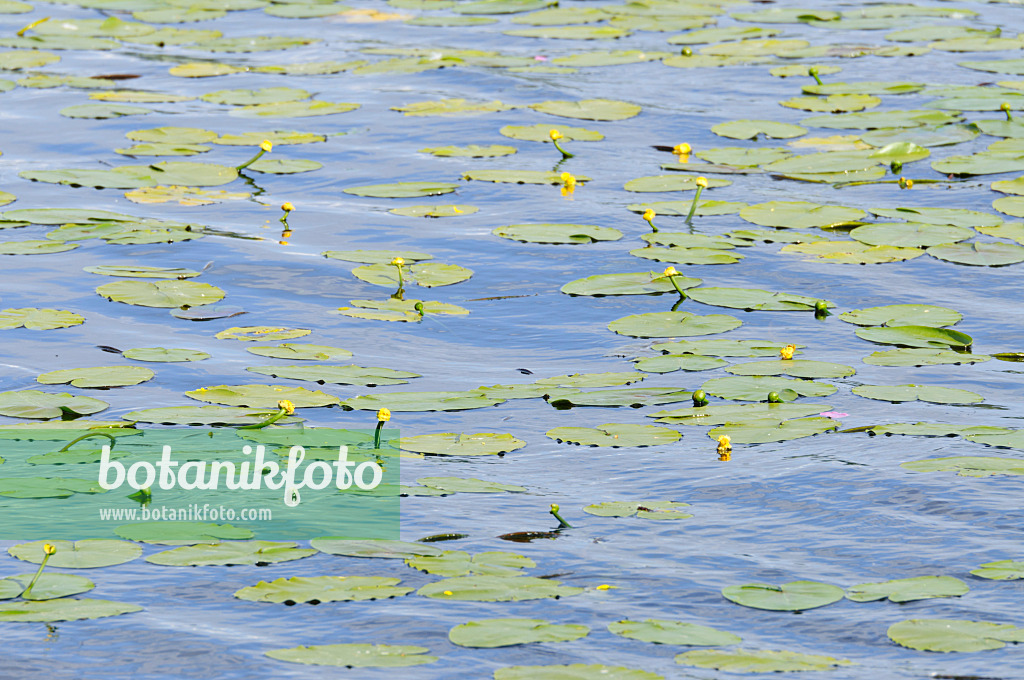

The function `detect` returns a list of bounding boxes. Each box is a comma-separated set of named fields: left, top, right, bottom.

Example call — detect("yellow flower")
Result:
left=643, top=208, right=655, bottom=222
left=260, top=140, right=273, bottom=153
left=560, top=172, right=576, bottom=188
left=277, top=399, right=295, bottom=415
left=717, top=435, right=731, bottom=455
left=898, top=176, right=913, bottom=189
left=443, top=590, right=453, bottom=596
left=662, top=266, right=679, bottom=277
left=377, top=407, right=391, bottom=422
left=695, top=176, right=709, bottom=188
left=281, top=202, right=294, bottom=212
left=391, top=257, right=404, bottom=266
left=452, top=206, right=463, bottom=214
left=673, top=143, right=691, bottom=155
left=596, top=584, right=614, bottom=591
left=43, top=543, right=57, bottom=555
left=549, top=129, right=563, bottom=141
left=780, top=344, right=796, bottom=360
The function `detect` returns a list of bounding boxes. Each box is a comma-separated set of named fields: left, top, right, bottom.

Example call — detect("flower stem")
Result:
left=685, top=184, right=705, bottom=223
left=22, top=546, right=55, bottom=599
left=552, top=138, right=574, bottom=159
left=235, top=147, right=267, bottom=171
left=550, top=504, right=572, bottom=528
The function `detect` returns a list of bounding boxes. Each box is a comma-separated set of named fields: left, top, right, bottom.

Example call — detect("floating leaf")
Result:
left=342, top=391, right=503, bottom=412
left=122, top=405, right=301, bottom=426
left=782, top=241, right=924, bottom=264
left=839, top=304, right=961, bottom=327
left=872, top=423, right=1008, bottom=437
left=500, top=123, right=603, bottom=142
left=723, top=581, right=844, bottom=611
left=418, top=575, right=582, bottom=601
left=781, top=94, right=880, bottom=113
left=266, top=644, right=437, bottom=668
left=651, top=403, right=830, bottom=426
left=323, top=249, right=432, bottom=264
left=853, top=384, right=982, bottom=404
left=186, top=384, right=339, bottom=408
left=147, top=541, right=316, bottom=566
left=609, top=619, right=740, bottom=646
left=400, top=433, right=525, bottom=456
left=246, top=364, right=420, bottom=386
left=740, top=201, right=865, bottom=229
left=114, top=522, right=253, bottom=545
left=870, top=206, right=1002, bottom=228
left=548, top=388, right=692, bottom=409
left=235, top=576, right=412, bottom=604
left=624, top=175, right=730, bottom=192
left=343, top=182, right=458, bottom=198
left=406, top=550, right=534, bottom=577
left=654, top=339, right=799, bottom=357
left=888, top=619, right=1024, bottom=652
left=630, top=246, right=742, bottom=265
left=0, top=573, right=93, bottom=601
left=0, top=477, right=105, bottom=498
left=561, top=272, right=698, bottom=296
left=0, top=390, right=108, bottom=419
left=122, top=347, right=210, bottom=362
left=215, top=327, right=310, bottom=341
left=535, top=372, right=644, bottom=388
left=546, top=423, right=680, bottom=447
left=855, top=325, right=973, bottom=349
left=416, top=477, right=526, bottom=493
left=310, top=539, right=441, bottom=559
left=970, top=560, right=1024, bottom=580
left=902, top=457, right=1024, bottom=477
left=711, top=120, right=807, bottom=140
left=393, top=98, right=514, bottom=116
left=351, top=262, right=472, bottom=288
left=0, top=240, right=78, bottom=255
left=966, top=431, right=1024, bottom=449
left=450, top=618, right=589, bottom=648
left=927, top=242, right=1024, bottom=267
left=583, top=501, right=692, bottom=520
left=850, top=223, right=973, bottom=248
left=863, top=348, right=989, bottom=366
left=464, top=169, right=590, bottom=185
left=60, top=103, right=151, bottom=119
left=677, top=649, right=851, bottom=673
left=529, top=99, right=640, bottom=121
left=726, top=360, right=854, bottom=379
left=0, top=598, right=142, bottom=623
left=802, top=109, right=961, bottom=130
left=389, top=205, right=478, bottom=217
left=608, top=311, right=741, bottom=338
left=846, top=576, right=968, bottom=603
left=493, top=223, right=622, bottom=245
left=97, top=280, right=224, bottom=308
left=420, top=144, right=516, bottom=158
left=687, top=287, right=828, bottom=312
left=0, top=308, right=83, bottom=330
left=83, top=265, right=200, bottom=279
left=710, top=417, right=839, bottom=444
left=9, top=539, right=141, bottom=568
left=701, top=376, right=837, bottom=401
left=37, top=366, right=154, bottom=388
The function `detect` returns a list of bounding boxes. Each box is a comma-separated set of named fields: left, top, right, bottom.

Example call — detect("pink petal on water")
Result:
left=819, top=411, right=848, bottom=419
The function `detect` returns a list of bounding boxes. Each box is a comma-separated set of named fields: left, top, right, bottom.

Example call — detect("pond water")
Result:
left=1, top=0, right=1024, bottom=677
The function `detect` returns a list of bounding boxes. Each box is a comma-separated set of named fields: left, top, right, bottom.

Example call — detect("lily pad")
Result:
left=352, top=262, right=473, bottom=288
left=624, top=175, right=730, bottom=192
left=450, top=618, right=589, bottom=648
left=114, top=522, right=253, bottom=545
left=630, top=246, right=742, bottom=265
left=855, top=325, right=973, bottom=349
left=723, top=581, right=844, bottom=611
left=9, top=539, right=141, bottom=568
left=701, top=376, right=837, bottom=401
left=966, top=431, right=1024, bottom=449
left=186, top=384, right=339, bottom=408
left=534, top=372, right=644, bottom=388
left=0, top=573, right=94, bottom=601
left=122, top=348, right=210, bottom=362
left=122, top=405, right=301, bottom=426
left=0, top=390, right=108, bottom=419
left=971, top=560, right=1024, bottom=580
left=782, top=241, right=924, bottom=264
left=464, top=169, right=590, bottom=185
left=687, top=287, right=828, bottom=312
left=530, top=99, right=640, bottom=121
left=83, top=265, right=200, bottom=279
left=839, top=304, right=962, bottom=327
left=147, top=541, right=316, bottom=566
left=561, top=272, right=698, bottom=296
left=310, top=539, right=442, bottom=559
left=548, top=388, right=692, bottom=409
left=739, top=201, right=865, bottom=229
left=236, top=576, right=412, bottom=604
left=583, top=501, right=692, bottom=520
left=726, top=360, right=854, bottom=379
left=389, top=205, right=478, bottom=217
left=0, top=240, right=79, bottom=255
left=851, top=223, right=974, bottom=248
left=852, top=384, right=983, bottom=404
left=323, top=249, right=432, bottom=264
left=888, top=619, right=1024, bottom=652
left=927, top=242, right=1024, bottom=267
left=493, top=223, right=622, bottom=244
left=215, top=327, right=310, bottom=341
left=0, top=598, right=142, bottom=623
left=37, top=366, right=154, bottom=388
left=416, top=477, right=526, bottom=493
left=863, top=348, right=990, bottom=366
left=711, top=120, right=807, bottom=140
left=343, top=182, right=458, bottom=198
left=635, top=355, right=725, bottom=374
left=420, top=144, right=516, bottom=158
left=609, top=619, right=740, bottom=646
left=342, top=391, right=503, bottom=412
left=846, top=576, right=968, bottom=603
left=418, top=575, right=582, bottom=601
left=97, top=280, right=224, bottom=308
left=677, top=649, right=851, bottom=673
left=651, top=403, right=830, bottom=426
left=500, top=123, right=603, bottom=142
left=406, top=550, right=534, bottom=577
left=266, top=644, right=437, bottom=668
left=870, top=206, right=1002, bottom=228
left=246, top=364, right=419, bottom=387
left=902, top=457, right=1024, bottom=477
left=0, top=477, right=105, bottom=498
left=0, top=308, right=84, bottom=330
left=608, top=311, right=741, bottom=338
left=400, top=433, right=525, bottom=456
left=654, top=339, right=799, bottom=357
left=710, top=417, right=839, bottom=444
left=546, top=424, right=680, bottom=447
left=246, top=344, right=353, bottom=361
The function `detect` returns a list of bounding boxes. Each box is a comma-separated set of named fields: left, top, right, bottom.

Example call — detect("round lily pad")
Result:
left=971, top=560, right=1024, bottom=580
left=740, top=201, right=865, bottom=229
left=9, top=539, right=141, bottom=568
left=420, top=144, right=516, bottom=157
left=493, top=223, right=622, bottom=244
left=888, top=619, right=1024, bottom=652
left=235, top=576, right=413, bottom=604
left=37, top=366, right=154, bottom=388
left=266, top=644, right=437, bottom=668
left=97, top=280, right=224, bottom=308
left=343, top=182, right=458, bottom=198
left=687, top=287, right=828, bottom=312
left=609, top=311, right=741, bottom=338
left=583, top=501, right=692, bottom=520
left=547, top=424, right=680, bottom=447
left=122, top=405, right=302, bottom=426
left=530, top=98, right=640, bottom=121
left=114, top=521, right=253, bottom=545
left=846, top=576, right=968, bottom=603
left=123, top=347, right=210, bottom=362
left=902, top=457, right=1024, bottom=477
left=389, top=205, right=478, bottom=217
left=0, top=308, right=84, bottom=330
left=852, top=384, right=983, bottom=404
left=850, top=222, right=974, bottom=248
left=450, top=618, right=589, bottom=648
left=147, top=540, right=316, bottom=566
left=855, top=325, right=973, bottom=349
left=0, top=598, right=143, bottom=623
left=0, top=390, right=108, bottom=419
left=416, top=477, right=526, bottom=493
left=561, top=272, right=698, bottom=296
left=712, top=120, right=807, bottom=140
left=677, top=649, right=851, bottom=673
left=186, top=384, right=340, bottom=408
left=407, top=551, right=534, bottom=577
left=927, top=242, right=1024, bottom=267
left=215, top=327, right=310, bottom=341
left=723, top=581, right=844, bottom=611
left=862, top=348, right=989, bottom=366
left=839, top=304, right=962, bottom=327
left=247, top=364, right=419, bottom=387
left=609, top=619, right=740, bottom=646
left=709, top=417, right=839, bottom=444
left=499, top=123, right=603, bottom=142
left=418, top=575, right=583, bottom=601
left=311, top=539, right=442, bottom=559
left=400, top=433, right=525, bottom=456
left=342, top=391, right=503, bottom=412
left=726, top=360, right=854, bottom=379
left=701, top=376, right=837, bottom=401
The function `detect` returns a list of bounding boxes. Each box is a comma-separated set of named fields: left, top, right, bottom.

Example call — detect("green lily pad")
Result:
left=863, top=348, right=990, bottom=366
left=214, top=131, right=326, bottom=146
left=232, top=100, right=358, bottom=118
left=493, top=223, right=622, bottom=244
left=0, top=573, right=94, bottom=601
left=406, top=550, right=534, bottom=577
left=323, top=249, right=432, bottom=264
left=37, top=366, right=154, bottom=388
left=634, top=355, right=725, bottom=374
left=781, top=94, right=881, bottom=113
left=710, top=417, right=839, bottom=444
left=248, top=159, right=322, bottom=174
left=928, top=242, right=1024, bottom=267
left=496, top=665, right=660, bottom=680
left=215, top=327, right=310, bottom=341
left=418, top=575, right=582, bottom=601
left=83, top=265, right=201, bottom=279
left=860, top=124, right=979, bottom=148
left=852, top=384, right=983, bottom=404
left=246, top=344, right=352, bottom=361
left=851, top=222, right=974, bottom=248
left=0, top=390, right=108, bottom=419
left=392, top=98, right=514, bottom=116
left=711, top=120, right=807, bottom=140
left=726, top=360, right=854, bottom=379
left=624, top=175, right=730, bottom=192
left=855, top=325, right=973, bottom=349
left=337, top=298, right=469, bottom=321
left=23, top=161, right=238, bottom=189
left=630, top=246, right=742, bottom=265
left=840, top=304, right=962, bottom=327
left=651, top=403, right=830, bottom=426
left=0, top=477, right=105, bottom=498
left=529, top=98, right=640, bottom=121
left=550, top=50, right=670, bottom=67
left=695, top=146, right=791, bottom=167
left=200, top=86, right=310, bottom=106
left=351, top=262, right=473, bottom=287
left=888, top=619, right=1024, bottom=652
left=933, top=153, right=1024, bottom=176
left=739, top=201, right=865, bottom=229
left=583, top=501, right=692, bottom=520
left=9, top=539, right=141, bottom=568
left=310, top=539, right=442, bottom=559
left=995, top=196, right=1024, bottom=220
left=122, top=347, right=210, bottom=362
left=546, top=423, right=680, bottom=447
left=609, top=619, right=740, bottom=646
left=802, top=109, right=961, bottom=130
left=266, top=644, right=437, bottom=668
left=236, top=576, right=412, bottom=604
left=420, top=144, right=516, bottom=158
left=450, top=618, right=589, bottom=648
left=505, top=25, right=630, bottom=39
left=390, top=205, right=478, bottom=217
left=677, top=649, right=851, bottom=673
left=966, top=431, right=1024, bottom=449
left=0, top=240, right=79, bottom=255
left=803, top=81, right=925, bottom=96
left=846, top=576, right=968, bottom=603
left=628, top=200, right=747, bottom=216
left=702, top=376, right=837, bottom=401
left=122, top=405, right=301, bottom=426
left=641, top=233, right=740, bottom=250
left=902, top=457, right=1024, bottom=477
left=653, top=339, right=799, bottom=357
left=126, top=127, right=217, bottom=144
left=535, top=372, right=644, bottom=388
left=416, top=477, right=526, bottom=493
left=115, top=521, right=253, bottom=545
left=687, top=287, right=828, bottom=312
left=971, top=560, right=1024, bottom=580
left=342, top=391, right=503, bottom=412
left=548, top=388, right=692, bottom=409
left=60, top=103, right=152, bottom=119
left=0, top=308, right=84, bottom=330
left=871, top=206, right=1002, bottom=228
left=186, top=384, right=339, bottom=408
left=872, top=423, right=1009, bottom=437
left=561, top=271, right=698, bottom=296
left=609, top=311, right=741, bottom=338
left=723, top=581, right=844, bottom=611
left=246, top=364, right=419, bottom=386
left=96, top=280, right=224, bottom=308
left=464, top=169, right=590, bottom=185
left=0, top=598, right=142, bottom=623
left=500, top=123, right=603, bottom=142
left=782, top=241, right=924, bottom=264
left=147, top=541, right=316, bottom=566
left=343, top=182, right=458, bottom=198
left=400, top=433, right=525, bottom=456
